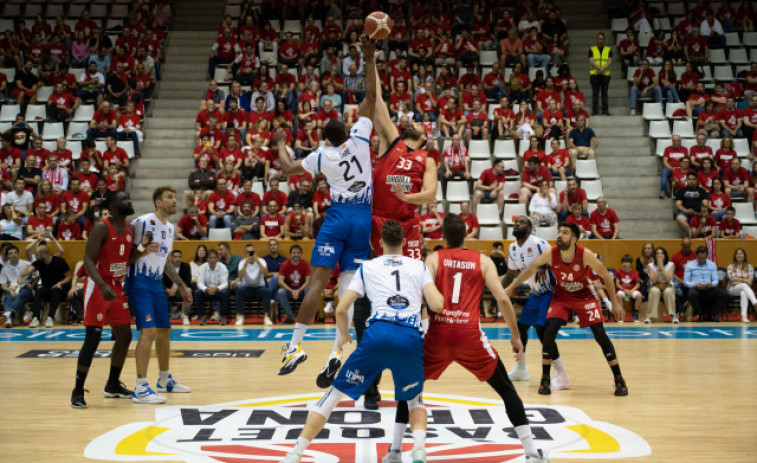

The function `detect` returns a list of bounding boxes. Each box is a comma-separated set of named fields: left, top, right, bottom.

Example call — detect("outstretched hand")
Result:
left=360, top=34, right=375, bottom=60
left=271, top=128, right=287, bottom=146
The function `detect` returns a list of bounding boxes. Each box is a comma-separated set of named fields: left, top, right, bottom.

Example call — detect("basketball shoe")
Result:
left=411, top=448, right=426, bottom=463
left=316, top=350, right=342, bottom=388
left=551, top=372, right=572, bottom=391
left=156, top=373, right=191, bottom=393
left=104, top=380, right=133, bottom=398
left=132, top=383, right=167, bottom=404
left=508, top=364, right=530, bottom=381
left=278, top=452, right=301, bottom=463
left=71, top=388, right=88, bottom=409
left=382, top=450, right=402, bottom=463
left=525, top=449, right=552, bottom=462
left=538, top=376, right=551, bottom=395
left=278, top=342, right=307, bottom=375
left=614, top=375, right=629, bottom=396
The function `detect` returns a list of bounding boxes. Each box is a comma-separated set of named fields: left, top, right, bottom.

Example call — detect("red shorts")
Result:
left=12, top=88, right=36, bottom=98
left=423, top=328, right=499, bottom=382
left=371, top=214, right=423, bottom=259
left=548, top=296, right=603, bottom=328
left=83, top=277, right=130, bottom=327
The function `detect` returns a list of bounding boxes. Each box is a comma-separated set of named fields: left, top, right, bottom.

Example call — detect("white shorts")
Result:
left=616, top=290, right=641, bottom=300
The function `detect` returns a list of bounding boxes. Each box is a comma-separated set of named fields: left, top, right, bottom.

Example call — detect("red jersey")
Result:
left=27, top=215, right=52, bottom=233
left=421, top=212, right=445, bottom=239
left=372, top=138, right=427, bottom=220
left=552, top=245, right=594, bottom=299
left=430, top=248, right=485, bottom=330
left=719, top=217, right=741, bottom=237
left=615, top=268, right=640, bottom=291
left=279, top=259, right=310, bottom=289
left=262, top=213, right=285, bottom=237
left=96, top=218, right=133, bottom=281
left=57, top=221, right=81, bottom=241
left=566, top=213, right=591, bottom=233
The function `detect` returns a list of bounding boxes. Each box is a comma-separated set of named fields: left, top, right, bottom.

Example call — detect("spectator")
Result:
left=546, top=138, right=573, bottom=181
left=61, top=177, right=90, bottom=227
left=588, top=32, right=612, bottom=116
left=46, top=82, right=77, bottom=122
left=13, top=60, right=39, bottom=107
left=0, top=135, right=23, bottom=184
left=439, top=98, right=467, bottom=138
left=465, top=99, right=489, bottom=143
left=671, top=157, right=693, bottom=194
left=590, top=197, right=620, bottom=239
left=235, top=179, right=262, bottom=216
left=86, top=102, right=118, bottom=141
left=218, top=242, right=242, bottom=290
left=263, top=178, right=288, bottom=211
left=283, top=202, right=311, bottom=241
left=524, top=27, right=550, bottom=68
left=27, top=202, right=52, bottom=240
left=714, top=136, right=737, bottom=172
left=723, top=158, right=754, bottom=203
left=645, top=30, right=666, bottom=66
left=492, top=96, right=516, bottom=140
left=6, top=178, right=35, bottom=221
left=529, top=179, right=559, bottom=226
left=684, top=28, right=708, bottom=67
left=209, top=27, right=240, bottom=79
left=629, top=59, right=662, bottom=115
left=342, top=64, right=365, bottom=104
left=105, top=62, right=129, bottom=107
left=566, top=202, right=592, bottom=238
left=696, top=101, right=720, bottom=137
left=187, top=156, right=217, bottom=199
left=567, top=114, right=597, bottom=164
left=459, top=202, right=480, bottom=239
left=647, top=246, right=678, bottom=323
left=0, top=244, right=34, bottom=328
left=57, top=210, right=82, bottom=241
left=674, top=173, right=709, bottom=235
left=689, top=205, right=717, bottom=238
left=614, top=255, right=642, bottom=322
left=515, top=100, right=541, bottom=140
left=235, top=243, right=271, bottom=326
left=743, top=94, right=757, bottom=143
left=700, top=10, right=726, bottom=48
left=678, top=62, right=700, bottom=103
left=726, top=248, right=756, bottom=323
left=207, top=178, right=235, bottom=229
left=277, top=244, right=310, bottom=324
left=472, top=159, right=505, bottom=216
left=660, top=135, right=689, bottom=198
left=262, top=238, right=286, bottom=320
left=500, top=29, right=524, bottom=68
left=719, top=206, right=741, bottom=238
left=520, top=155, right=553, bottom=204
left=76, top=61, right=105, bottom=108
left=718, top=96, right=743, bottom=138
left=194, top=248, right=230, bottom=325
left=618, top=28, right=640, bottom=74
left=117, top=101, right=142, bottom=156
left=658, top=61, right=680, bottom=106
left=699, top=158, right=720, bottom=194
left=294, top=120, right=318, bottom=160
left=176, top=205, right=208, bottom=240
left=17, top=154, right=42, bottom=194
left=745, top=63, right=757, bottom=100
left=232, top=200, right=260, bottom=240
left=43, top=154, right=69, bottom=193
left=261, top=200, right=285, bottom=239
left=20, top=240, right=71, bottom=328
left=442, top=134, right=471, bottom=181
left=420, top=200, right=445, bottom=241
left=684, top=246, right=729, bottom=321
left=162, top=250, right=192, bottom=320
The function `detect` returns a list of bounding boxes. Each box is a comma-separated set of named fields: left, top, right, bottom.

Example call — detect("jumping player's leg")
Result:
left=487, top=358, right=544, bottom=459
left=590, top=323, right=628, bottom=396
left=317, top=270, right=357, bottom=389
left=353, top=294, right=382, bottom=407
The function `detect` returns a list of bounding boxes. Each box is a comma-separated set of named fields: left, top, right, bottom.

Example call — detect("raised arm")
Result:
left=356, top=35, right=377, bottom=120
left=273, top=129, right=306, bottom=176
left=391, top=158, right=438, bottom=205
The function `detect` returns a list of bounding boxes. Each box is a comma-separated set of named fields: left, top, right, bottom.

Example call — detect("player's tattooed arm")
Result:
left=272, top=129, right=306, bottom=176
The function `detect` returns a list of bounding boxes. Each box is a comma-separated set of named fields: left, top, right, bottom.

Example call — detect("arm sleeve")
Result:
left=350, top=117, right=373, bottom=143
left=347, top=264, right=367, bottom=296
left=710, top=264, right=719, bottom=285
left=217, top=266, right=229, bottom=291
left=683, top=263, right=694, bottom=288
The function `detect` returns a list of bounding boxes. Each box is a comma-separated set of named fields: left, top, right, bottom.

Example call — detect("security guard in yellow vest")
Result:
left=588, top=32, right=613, bottom=116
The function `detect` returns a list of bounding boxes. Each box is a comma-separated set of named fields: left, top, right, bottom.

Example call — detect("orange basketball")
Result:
left=364, top=11, right=393, bottom=40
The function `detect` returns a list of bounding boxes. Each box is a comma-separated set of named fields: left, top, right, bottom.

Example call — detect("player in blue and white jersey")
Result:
left=279, top=220, right=444, bottom=463
left=125, top=186, right=193, bottom=404
left=503, top=216, right=570, bottom=390
left=273, top=35, right=379, bottom=375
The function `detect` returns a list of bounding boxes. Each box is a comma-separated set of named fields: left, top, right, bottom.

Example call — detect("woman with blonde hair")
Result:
left=727, top=248, right=756, bottom=323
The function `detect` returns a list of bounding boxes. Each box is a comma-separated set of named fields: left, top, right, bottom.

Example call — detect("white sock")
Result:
left=602, top=297, right=611, bottom=309
left=553, top=357, right=565, bottom=374
left=515, top=424, right=538, bottom=457
left=290, top=323, right=308, bottom=346
left=159, top=370, right=170, bottom=381
left=330, top=335, right=342, bottom=355
left=292, top=436, right=310, bottom=455
left=137, top=377, right=149, bottom=387
left=390, top=422, right=406, bottom=451
left=412, top=429, right=425, bottom=451
left=3, top=311, right=12, bottom=320
left=516, top=357, right=527, bottom=369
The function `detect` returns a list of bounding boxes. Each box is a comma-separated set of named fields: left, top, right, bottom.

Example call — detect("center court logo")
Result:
left=84, top=393, right=650, bottom=462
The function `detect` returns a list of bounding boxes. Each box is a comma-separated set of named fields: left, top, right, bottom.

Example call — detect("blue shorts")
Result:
left=518, top=292, right=552, bottom=327
left=125, top=283, right=171, bottom=330
left=333, top=321, right=425, bottom=401
left=311, top=204, right=371, bottom=271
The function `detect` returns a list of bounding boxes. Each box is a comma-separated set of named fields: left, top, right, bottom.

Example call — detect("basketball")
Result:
left=364, top=11, right=393, bottom=40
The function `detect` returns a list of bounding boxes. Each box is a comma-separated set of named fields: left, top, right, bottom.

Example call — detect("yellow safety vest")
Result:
left=590, top=46, right=611, bottom=76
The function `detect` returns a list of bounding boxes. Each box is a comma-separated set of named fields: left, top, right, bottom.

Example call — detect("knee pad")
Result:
left=78, top=326, right=103, bottom=368
left=312, top=387, right=344, bottom=420
left=590, top=324, right=617, bottom=361
left=407, top=394, right=425, bottom=413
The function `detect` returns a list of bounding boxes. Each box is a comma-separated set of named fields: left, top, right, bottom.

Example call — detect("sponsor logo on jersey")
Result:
left=347, top=181, right=366, bottom=193
left=317, top=243, right=336, bottom=256
left=84, top=393, right=651, bottom=462
left=110, top=262, right=127, bottom=277
left=387, top=295, right=410, bottom=310
left=344, top=369, right=365, bottom=385
left=573, top=264, right=580, bottom=271
left=561, top=281, right=586, bottom=292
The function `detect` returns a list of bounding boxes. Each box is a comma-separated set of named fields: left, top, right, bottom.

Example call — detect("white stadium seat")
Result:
left=477, top=204, right=501, bottom=226
left=648, top=120, right=672, bottom=138
left=642, top=103, right=665, bottom=121
left=479, top=226, right=504, bottom=240
left=468, top=140, right=491, bottom=159
left=445, top=181, right=470, bottom=202
left=581, top=180, right=604, bottom=201
left=576, top=160, right=600, bottom=180
left=503, top=203, right=527, bottom=225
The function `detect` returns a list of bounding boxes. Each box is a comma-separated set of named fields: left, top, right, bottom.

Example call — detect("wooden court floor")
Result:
left=1, top=323, right=755, bottom=463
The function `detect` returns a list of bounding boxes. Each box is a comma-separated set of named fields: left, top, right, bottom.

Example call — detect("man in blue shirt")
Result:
left=683, top=246, right=729, bottom=321
left=568, top=115, right=597, bottom=165
left=263, top=238, right=287, bottom=325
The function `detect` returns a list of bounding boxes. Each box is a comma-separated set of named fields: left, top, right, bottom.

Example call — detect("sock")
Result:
left=159, top=370, right=170, bottom=381
left=552, top=357, right=565, bottom=374
left=108, top=365, right=123, bottom=383
left=75, top=370, right=88, bottom=391
left=137, top=377, right=149, bottom=387
left=4, top=310, right=12, bottom=321
left=293, top=436, right=310, bottom=455
left=290, top=323, right=307, bottom=346
left=541, top=363, right=551, bottom=378
left=515, top=425, right=539, bottom=457
left=602, top=297, right=611, bottom=309
left=412, top=429, right=425, bottom=451
left=611, top=363, right=622, bottom=377
left=390, top=422, right=406, bottom=451
left=516, top=357, right=526, bottom=369
left=330, top=335, right=342, bottom=355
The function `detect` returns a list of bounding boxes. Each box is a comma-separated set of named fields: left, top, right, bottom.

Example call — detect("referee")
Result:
left=588, top=32, right=613, bottom=116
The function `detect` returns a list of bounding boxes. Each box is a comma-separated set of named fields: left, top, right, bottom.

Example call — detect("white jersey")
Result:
left=348, top=254, right=434, bottom=331
left=301, top=117, right=373, bottom=207
left=508, top=234, right=553, bottom=295
left=126, top=213, right=174, bottom=290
